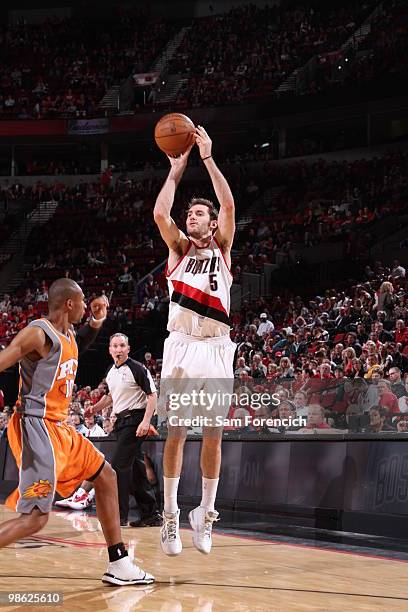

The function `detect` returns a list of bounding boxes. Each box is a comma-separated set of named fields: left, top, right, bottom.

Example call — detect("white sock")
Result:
left=201, top=477, right=219, bottom=512
left=164, top=476, right=180, bottom=513
left=75, top=487, right=86, bottom=497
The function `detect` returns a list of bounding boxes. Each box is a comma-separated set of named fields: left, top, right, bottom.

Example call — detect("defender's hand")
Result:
left=90, top=295, right=109, bottom=321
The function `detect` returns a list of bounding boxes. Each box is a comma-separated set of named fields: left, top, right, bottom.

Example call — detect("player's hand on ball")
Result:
left=196, top=125, right=212, bottom=159
left=136, top=418, right=151, bottom=437
left=167, top=137, right=195, bottom=167
left=90, top=295, right=109, bottom=321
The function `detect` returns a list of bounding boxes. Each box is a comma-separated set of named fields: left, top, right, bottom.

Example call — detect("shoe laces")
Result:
left=163, top=513, right=178, bottom=541
left=202, top=512, right=219, bottom=540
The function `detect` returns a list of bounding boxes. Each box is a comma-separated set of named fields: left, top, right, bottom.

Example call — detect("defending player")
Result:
left=0, top=278, right=154, bottom=585
left=154, top=125, right=236, bottom=555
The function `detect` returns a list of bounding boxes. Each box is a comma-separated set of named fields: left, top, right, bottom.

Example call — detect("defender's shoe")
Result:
left=102, top=556, right=154, bottom=586
left=67, top=489, right=95, bottom=510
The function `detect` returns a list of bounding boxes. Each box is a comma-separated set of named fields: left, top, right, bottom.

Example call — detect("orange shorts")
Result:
left=6, top=412, right=105, bottom=514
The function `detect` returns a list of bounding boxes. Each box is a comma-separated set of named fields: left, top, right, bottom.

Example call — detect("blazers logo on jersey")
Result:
left=23, top=479, right=53, bottom=499
left=57, top=358, right=78, bottom=397
left=185, top=256, right=220, bottom=275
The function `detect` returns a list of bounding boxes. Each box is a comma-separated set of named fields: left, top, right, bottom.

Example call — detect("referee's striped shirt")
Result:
left=106, top=358, right=156, bottom=415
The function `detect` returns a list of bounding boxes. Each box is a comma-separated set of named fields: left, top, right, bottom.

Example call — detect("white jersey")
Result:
left=166, top=237, right=232, bottom=338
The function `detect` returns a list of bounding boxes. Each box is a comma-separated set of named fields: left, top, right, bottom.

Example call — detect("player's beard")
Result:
left=187, top=225, right=211, bottom=240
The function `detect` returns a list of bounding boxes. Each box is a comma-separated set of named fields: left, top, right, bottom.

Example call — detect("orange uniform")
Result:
left=6, top=319, right=104, bottom=514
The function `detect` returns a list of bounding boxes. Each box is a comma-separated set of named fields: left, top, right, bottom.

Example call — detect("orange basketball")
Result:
left=154, top=113, right=196, bottom=157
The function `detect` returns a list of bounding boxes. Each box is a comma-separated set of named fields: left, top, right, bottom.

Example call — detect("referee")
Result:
left=90, top=332, right=160, bottom=527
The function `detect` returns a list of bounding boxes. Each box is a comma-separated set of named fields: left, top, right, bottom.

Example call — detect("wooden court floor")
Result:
left=1, top=506, right=408, bottom=611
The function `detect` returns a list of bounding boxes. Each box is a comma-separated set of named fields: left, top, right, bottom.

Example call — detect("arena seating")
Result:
left=0, top=8, right=173, bottom=119
left=170, top=0, right=378, bottom=109
left=290, top=0, right=408, bottom=97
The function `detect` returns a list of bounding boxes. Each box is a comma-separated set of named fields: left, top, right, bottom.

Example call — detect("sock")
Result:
left=108, top=542, right=128, bottom=563
left=76, top=487, right=86, bottom=497
left=164, top=476, right=180, bottom=513
left=201, top=477, right=219, bottom=512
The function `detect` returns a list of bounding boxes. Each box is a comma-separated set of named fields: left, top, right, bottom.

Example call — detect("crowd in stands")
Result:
left=0, top=0, right=403, bottom=121
left=221, top=259, right=408, bottom=435
left=171, top=0, right=377, bottom=109
left=300, top=0, right=408, bottom=97
left=0, top=146, right=407, bottom=343
left=2, top=259, right=408, bottom=438
left=0, top=7, right=173, bottom=119
left=235, top=150, right=408, bottom=273
left=19, top=158, right=100, bottom=176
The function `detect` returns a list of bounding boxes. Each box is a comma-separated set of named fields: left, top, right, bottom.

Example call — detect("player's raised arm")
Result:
left=153, top=145, right=194, bottom=254
left=196, top=125, right=235, bottom=253
left=0, top=325, right=50, bottom=372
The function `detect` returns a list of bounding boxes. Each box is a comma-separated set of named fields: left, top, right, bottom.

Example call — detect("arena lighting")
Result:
left=260, top=142, right=270, bottom=148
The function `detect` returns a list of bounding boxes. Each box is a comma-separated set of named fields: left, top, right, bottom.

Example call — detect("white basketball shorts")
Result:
left=159, top=331, right=236, bottom=427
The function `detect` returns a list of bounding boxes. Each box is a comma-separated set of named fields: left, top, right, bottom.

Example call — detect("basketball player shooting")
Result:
left=153, top=125, right=236, bottom=555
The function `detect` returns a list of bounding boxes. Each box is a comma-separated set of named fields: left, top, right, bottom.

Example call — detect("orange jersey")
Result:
left=19, top=319, right=78, bottom=421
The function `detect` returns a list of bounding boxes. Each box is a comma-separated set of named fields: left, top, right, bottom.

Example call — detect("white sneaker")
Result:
left=67, top=489, right=95, bottom=511
left=102, top=556, right=154, bottom=586
left=189, top=506, right=219, bottom=554
left=160, top=510, right=182, bottom=556
left=54, top=493, right=75, bottom=507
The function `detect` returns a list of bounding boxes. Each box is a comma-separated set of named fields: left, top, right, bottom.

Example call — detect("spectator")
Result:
left=390, top=260, right=406, bottom=280
left=251, top=354, right=267, bottom=378
left=388, top=367, right=406, bottom=398
left=377, top=379, right=400, bottom=415
left=103, top=417, right=114, bottom=435
left=368, top=406, right=395, bottom=433
left=257, top=313, right=274, bottom=337
left=84, top=413, right=105, bottom=437
left=70, top=413, right=89, bottom=436
left=301, top=404, right=332, bottom=431
left=234, top=356, right=251, bottom=377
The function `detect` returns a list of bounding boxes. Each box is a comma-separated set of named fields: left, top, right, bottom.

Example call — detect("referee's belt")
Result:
left=115, top=408, right=144, bottom=421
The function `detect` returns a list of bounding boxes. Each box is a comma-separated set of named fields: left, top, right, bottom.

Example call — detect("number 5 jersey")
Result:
left=166, top=237, right=232, bottom=338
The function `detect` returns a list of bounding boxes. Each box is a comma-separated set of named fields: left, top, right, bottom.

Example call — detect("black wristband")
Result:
left=201, top=155, right=212, bottom=161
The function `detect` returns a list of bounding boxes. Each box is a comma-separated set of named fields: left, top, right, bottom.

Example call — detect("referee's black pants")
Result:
left=111, top=410, right=158, bottom=522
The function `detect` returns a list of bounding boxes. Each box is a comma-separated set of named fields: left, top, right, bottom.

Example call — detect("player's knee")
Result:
left=95, top=462, right=117, bottom=488
left=167, top=425, right=187, bottom=443
left=24, top=509, right=48, bottom=534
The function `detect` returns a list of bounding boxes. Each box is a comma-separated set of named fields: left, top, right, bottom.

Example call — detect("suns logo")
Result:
left=23, top=479, right=53, bottom=499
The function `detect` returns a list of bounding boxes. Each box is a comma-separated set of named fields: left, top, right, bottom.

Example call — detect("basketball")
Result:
left=154, top=113, right=196, bottom=157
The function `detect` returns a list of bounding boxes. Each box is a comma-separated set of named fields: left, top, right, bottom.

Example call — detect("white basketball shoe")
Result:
left=188, top=506, right=219, bottom=554
left=67, top=488, right=95, bottom=510
left=160, top=510, right=182, bottom=556
left=102, top=556, right=155, bottom=586
left=54, top=493, right=76, bottom=507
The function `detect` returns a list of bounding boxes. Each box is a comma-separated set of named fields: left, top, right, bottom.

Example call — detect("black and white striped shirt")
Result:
left=106, top=358, right=156, bottom=415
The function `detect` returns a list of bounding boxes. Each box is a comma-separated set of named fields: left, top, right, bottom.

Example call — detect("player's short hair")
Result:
left=109, top=332, right=129, bottom=344
left=48, top=278, right=82, bottom=309
left=186, top=197, right=218, bottom=221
